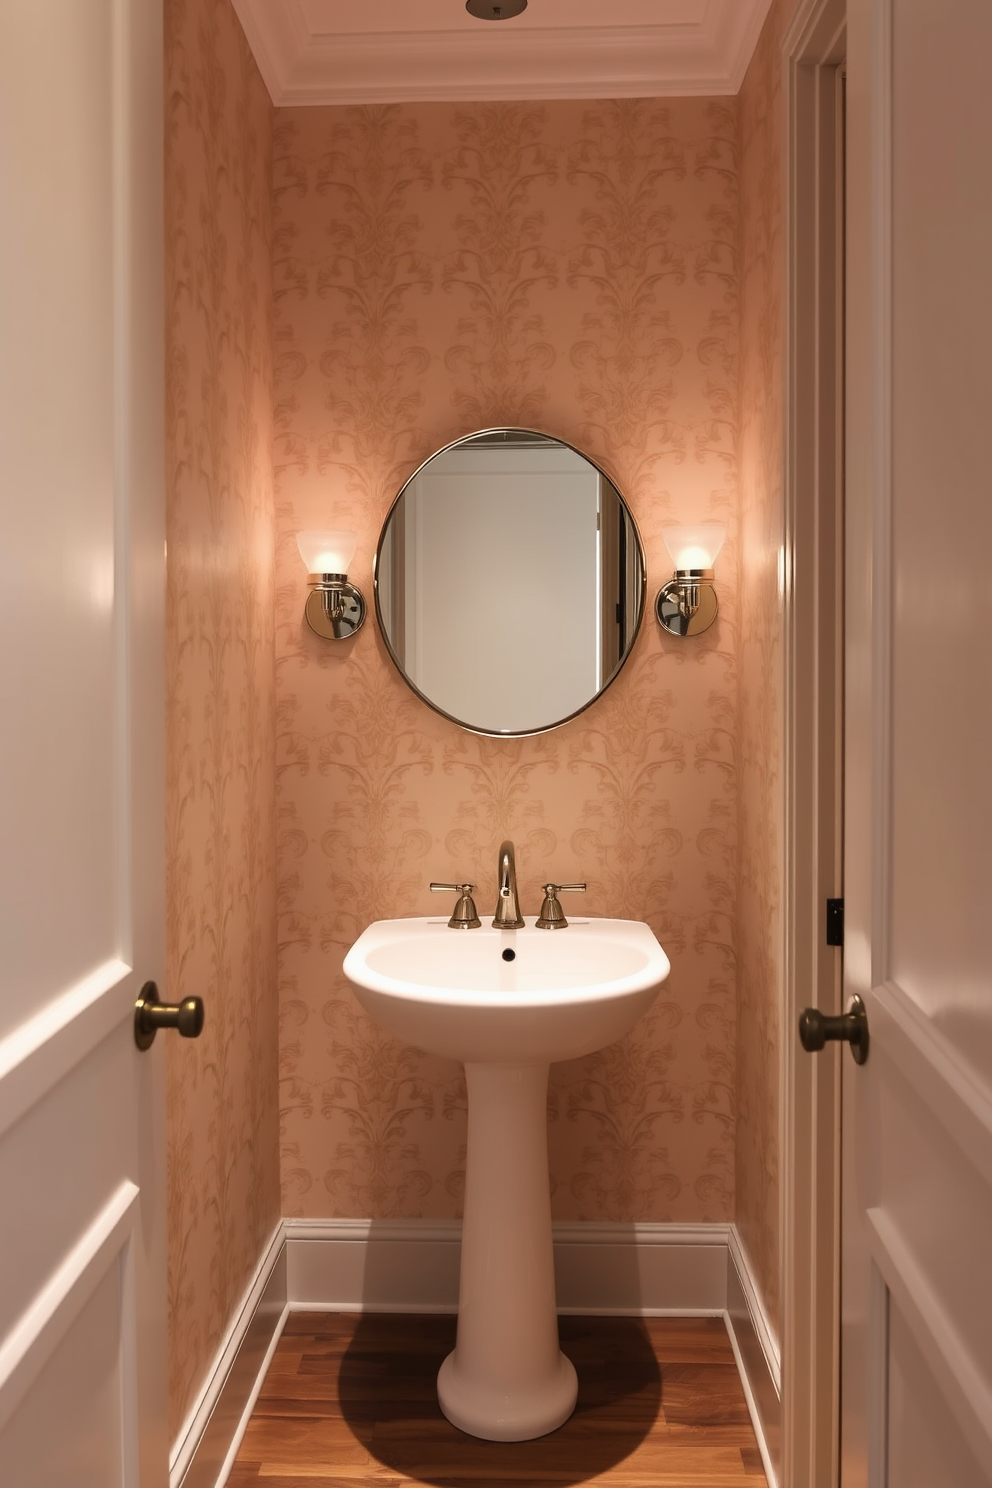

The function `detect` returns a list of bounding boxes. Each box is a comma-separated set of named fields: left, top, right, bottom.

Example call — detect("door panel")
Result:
left=0, top=1259, right=131, bottom=1487
left=887, top=1307, right=987, bottom=1488
left=0, top=1028, right=139, bottom=1346
left=0, top=0, right=167, bottom=1482
left=887, top=0, right=992, bottom=1086
left=0, top=0, right=119, bottom=1037
left=843, top=0, right=992, bottom=1480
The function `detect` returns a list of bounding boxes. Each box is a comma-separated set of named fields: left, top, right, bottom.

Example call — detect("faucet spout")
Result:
left=492, top=839, right=524, bottom=928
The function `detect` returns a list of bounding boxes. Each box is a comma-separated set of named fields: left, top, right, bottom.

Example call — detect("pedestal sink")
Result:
left=342, top=915, right=670, bottom=1442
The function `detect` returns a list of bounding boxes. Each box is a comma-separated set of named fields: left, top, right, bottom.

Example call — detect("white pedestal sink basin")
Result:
left=342, top=916, right=670, bottom=1442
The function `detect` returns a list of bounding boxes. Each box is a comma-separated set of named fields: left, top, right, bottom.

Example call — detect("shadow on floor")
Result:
left=337, top=1312, right=662, bottom=1486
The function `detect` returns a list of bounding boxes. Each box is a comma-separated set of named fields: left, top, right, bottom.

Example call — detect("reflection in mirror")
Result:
left=375, top=430, right=645, bottom=737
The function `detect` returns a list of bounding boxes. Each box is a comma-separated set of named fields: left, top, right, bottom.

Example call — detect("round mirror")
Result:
left=374, top=429, right=646, bottom=736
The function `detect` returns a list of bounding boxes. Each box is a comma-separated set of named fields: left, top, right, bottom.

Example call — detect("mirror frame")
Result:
left=372, top=428, right=647, bottom=738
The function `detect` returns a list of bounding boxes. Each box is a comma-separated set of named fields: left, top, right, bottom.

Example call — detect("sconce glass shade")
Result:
left=656, top=522, right=724, bottom=638
left=297, top=529, right=366, bottom=640
left=661, top=522, right=726, bottom=573
left=297, top=529, right=358, bottom=576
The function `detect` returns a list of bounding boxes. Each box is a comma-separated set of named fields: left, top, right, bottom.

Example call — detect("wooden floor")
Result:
left=229, top=1312, right=767, bottom=1487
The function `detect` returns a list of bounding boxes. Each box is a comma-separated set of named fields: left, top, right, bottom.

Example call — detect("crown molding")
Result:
left=231, top=0, right=773, bottom=106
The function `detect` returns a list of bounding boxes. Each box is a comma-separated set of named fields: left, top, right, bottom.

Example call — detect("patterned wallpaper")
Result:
left=736, top=0, right=790, bottom=1334
left=272, top=97, right=746, bottom=1226
left=164, top=0, right=279, bottom=1437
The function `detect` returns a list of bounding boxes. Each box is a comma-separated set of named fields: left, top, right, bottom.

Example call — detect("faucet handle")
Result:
left=535, top=882, right=587, bottom=930
left=430, top=882, right=482, bottom=929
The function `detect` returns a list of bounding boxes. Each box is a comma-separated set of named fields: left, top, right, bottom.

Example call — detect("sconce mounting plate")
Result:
left=655, top=579, right=719, bottom=637
left=304, top=584, right=367, bottom=640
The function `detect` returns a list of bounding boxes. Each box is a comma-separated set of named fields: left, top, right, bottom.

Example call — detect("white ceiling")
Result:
left=232, top=0, right=775, bottom=106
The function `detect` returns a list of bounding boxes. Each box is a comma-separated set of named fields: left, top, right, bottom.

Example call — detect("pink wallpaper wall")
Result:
left=272, top=97, right=745, bottom=1225
left=736, top=0, right=790, bottom=1333
left=165, top=0, right=279, bottom=1435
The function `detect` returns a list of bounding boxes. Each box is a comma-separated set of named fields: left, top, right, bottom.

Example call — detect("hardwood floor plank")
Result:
left=256, top=1470, right=755, bottom=1488
left=741, top=1443, right=768, bottom=1475
left=290, top=1319, right=345, bottom=1340
left=231, top=1313, right=768, bottom=1487
left=661, top=1364, right=753, bottom=1427
left=240, top=1419, right=372, bottom=1467
left=255, top=1474, right=403, bottom=1485
left=362, top=1438, right=753, bottom=1478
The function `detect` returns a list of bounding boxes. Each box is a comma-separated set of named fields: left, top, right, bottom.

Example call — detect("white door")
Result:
left=0, top=2, right=169, bottom=1484
left=841, top=0, right=992, bottom=1481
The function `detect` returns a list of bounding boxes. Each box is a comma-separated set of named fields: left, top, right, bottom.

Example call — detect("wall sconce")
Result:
left=297, top=530, right=367, bottom=640
left=655, top=523, right=725, bottom=637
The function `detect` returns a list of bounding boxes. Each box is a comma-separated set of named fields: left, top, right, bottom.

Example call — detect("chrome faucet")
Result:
left=492, top=839, right=524, bottom=928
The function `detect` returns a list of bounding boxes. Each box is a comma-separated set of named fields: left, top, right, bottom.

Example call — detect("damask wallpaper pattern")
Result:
left=164, top=0, right=279, bottom=1436
left=736, top=0, right=791, bottom=1333
left=272, top=97, right=746, bottom=1227
left=161, top=5, right=791, bottom=1430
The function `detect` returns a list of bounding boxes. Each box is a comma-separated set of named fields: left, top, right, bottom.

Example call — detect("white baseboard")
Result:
left=727, top=1225, right=782, bottom=1487
left=284, top=1217, right=462, bottom=1312
left=170, top=1222, right=286, bottom=1488
left=553, top=1220, right=730, bottom=1314
left=173, top=1218, right=781, bottom=1488
left=283, top=1217, right=732, bottom=1314
left=727, top=1225, right=782, bottom=1389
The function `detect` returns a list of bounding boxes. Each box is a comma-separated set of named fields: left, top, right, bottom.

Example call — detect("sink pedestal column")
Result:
left=437, top=1060, right=577, bottom=1441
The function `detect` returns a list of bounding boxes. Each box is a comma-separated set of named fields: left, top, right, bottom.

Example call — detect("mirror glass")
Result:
left=374, top=429, right=645, bottom=736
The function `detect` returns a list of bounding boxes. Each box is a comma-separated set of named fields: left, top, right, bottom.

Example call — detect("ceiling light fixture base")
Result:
left=465, top=0, right=527, bottom=19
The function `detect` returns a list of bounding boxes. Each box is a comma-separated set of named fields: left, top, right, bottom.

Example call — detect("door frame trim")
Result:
left=781, top=0, right=847, bottom=1482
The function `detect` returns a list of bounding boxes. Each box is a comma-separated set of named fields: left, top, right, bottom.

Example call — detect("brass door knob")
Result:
left=134, top=980, right=205, bottom=1051
left=798, top=994, right=869, bottom=1065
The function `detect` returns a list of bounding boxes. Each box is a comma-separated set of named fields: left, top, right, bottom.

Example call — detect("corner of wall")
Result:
left=164, top=0, right=279, bottom=1443
left=734, top=0, right=792, bottom=1346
